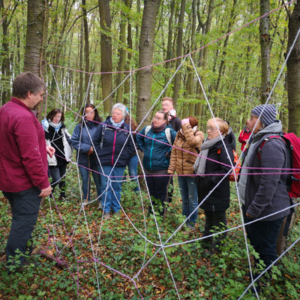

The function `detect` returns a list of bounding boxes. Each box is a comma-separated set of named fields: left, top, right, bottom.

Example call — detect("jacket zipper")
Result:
left=111, top=130, right=117, bottom=166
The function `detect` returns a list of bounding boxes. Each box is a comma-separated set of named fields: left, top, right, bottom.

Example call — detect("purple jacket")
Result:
left=0, top=98, right=49, bottom=192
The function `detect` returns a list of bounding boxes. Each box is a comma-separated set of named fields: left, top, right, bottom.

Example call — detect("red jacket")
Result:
left=0, top=98, right=49, bottom=192
left=238, top=127, right=251, bottom=152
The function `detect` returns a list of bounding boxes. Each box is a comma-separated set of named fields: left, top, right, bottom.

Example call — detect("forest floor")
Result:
left=0, top=168, right=299, bottom=300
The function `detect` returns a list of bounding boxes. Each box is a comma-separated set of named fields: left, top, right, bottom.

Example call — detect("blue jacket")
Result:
left=93, top=117, right=134, bottom=167
left=71, top=121, right=99, bottom=166
left=136, top=125, right=176, bottom=171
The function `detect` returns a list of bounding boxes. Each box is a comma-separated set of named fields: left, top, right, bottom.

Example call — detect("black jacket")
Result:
left=45, top=124, right=69, bottom=166
left=93, top=117, right=134, bottom=167
left=196, top=140, right=233, bottom=211
left=243, top=134, right=291, bottom=221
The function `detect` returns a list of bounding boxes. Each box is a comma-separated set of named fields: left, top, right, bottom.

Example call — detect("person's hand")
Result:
left=46, top=146, right=55, bottom=158
left=181, top=118, right=190, bottom=125
left=39, top=185, right=52, bottom=198
left=87, top=146, right=94, bottom=156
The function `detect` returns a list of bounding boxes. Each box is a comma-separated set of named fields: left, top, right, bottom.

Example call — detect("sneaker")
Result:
left=98, top=202, right=103, bottom=210
left=103, top=212, right=111, bottom=220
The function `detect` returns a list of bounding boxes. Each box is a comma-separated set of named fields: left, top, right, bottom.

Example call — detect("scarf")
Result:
left=110, top=117, right=124, bottom=129
left=193, top=134, right=225, bottom=175
left=151, top=122, right=166, bottom=133
left=49, top=120, right=62, bottom=132
left=180, top=126, right=198, bottom=136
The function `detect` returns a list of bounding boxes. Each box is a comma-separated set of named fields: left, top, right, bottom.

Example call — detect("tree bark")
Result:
left=23, top=0, right=46, bottom=76
left=82, top=0, right=90, bottom=103
left=99, top=0, right=113, bottom=113
left=172, top=0, right=186, bottom=106
left=0, top=0, right=10, bottom=105
left=116, top=0, right=127, bottom=103
left=287, top=2, right=300, bottom=135
left=259, top=0, right=271, bottom=104
left=136, top=0, right=160, bottom=127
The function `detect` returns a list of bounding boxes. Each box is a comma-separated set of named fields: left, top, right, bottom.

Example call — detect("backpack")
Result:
left=145, top=125, right=172, bottom=145
left=258, top=133, right=300, bottom=198
left=217, top=148, right=241, bottom=182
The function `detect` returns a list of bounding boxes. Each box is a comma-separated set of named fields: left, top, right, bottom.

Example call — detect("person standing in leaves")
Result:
left=161, top=97, right=181, bottom=203
left=42, top=108, right=72, bottom=200
left=238, top=104, right=291, bottom=286
left=0, top=72, right=54, bottom=270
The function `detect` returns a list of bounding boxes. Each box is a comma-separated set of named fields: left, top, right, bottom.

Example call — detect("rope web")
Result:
left=30, top=3, right=300, bottom=299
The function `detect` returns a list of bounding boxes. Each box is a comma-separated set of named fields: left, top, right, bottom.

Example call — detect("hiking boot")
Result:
left=98, top=202, right=103, bottom=210
left=103, top=212, right=111, bottom=220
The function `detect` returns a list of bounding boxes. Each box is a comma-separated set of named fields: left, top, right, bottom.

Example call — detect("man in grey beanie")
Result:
left=237, top=104, right=291, bottom=289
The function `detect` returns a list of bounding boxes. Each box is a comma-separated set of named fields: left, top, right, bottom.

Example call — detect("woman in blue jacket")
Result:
left=93, top=103, right=134, bottom=219
left=136, top=110, right=176, bottom=217
left=71, top=104, right=102, bottom=202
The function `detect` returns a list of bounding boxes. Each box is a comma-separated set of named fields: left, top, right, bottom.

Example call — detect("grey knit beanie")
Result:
left=251, top=104, right=277, bottom=127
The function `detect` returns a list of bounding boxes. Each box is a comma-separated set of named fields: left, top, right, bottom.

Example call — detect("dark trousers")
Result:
left=203, top=210, right=227, bottom=248
left=145, top=169, right=170, bottom=216
left=49, top=163, right=67, bottom=197
left=3, top=187, right=41, bottom=265
left=245, top=215, right=284, bottom=269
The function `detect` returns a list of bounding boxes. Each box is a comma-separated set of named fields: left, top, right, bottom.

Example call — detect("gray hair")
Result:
left=112, top=103, right=128, bottom=118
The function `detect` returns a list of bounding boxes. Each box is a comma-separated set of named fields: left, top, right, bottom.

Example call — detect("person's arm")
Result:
left=15, top=117, right=50, bottom=190
left=92, top=124, right=103, bottom=156
left=183, top=124, right=204, bottom=148
left=136, top=127, right=146, bottom=152
left=246, top=139, right=287, bottom=218
left=71, top=125, right=92, bottom=153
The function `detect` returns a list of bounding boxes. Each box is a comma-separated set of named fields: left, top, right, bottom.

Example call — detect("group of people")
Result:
left=0, top=72, right=294, bottom=287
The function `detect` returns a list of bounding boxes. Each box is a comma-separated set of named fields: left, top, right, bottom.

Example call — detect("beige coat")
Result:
left=168, top=123, right=204, bottom=175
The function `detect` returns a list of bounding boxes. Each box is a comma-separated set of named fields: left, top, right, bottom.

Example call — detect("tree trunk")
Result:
left=0, top=0, right=10, bottom=105
left=260, top=0, right=271, bottom=104
left=136, top=0, right=160, bottom=127
left=195, top=0, right=214, bottom=118
left=163, top=0, right=175, bottom=96
left=124, top=0, right=133, bottom=106
left=82, top=0, right=90, bottom=103
left=23, top=0, right=45, bottom=76
left=78, top=22, right=84, bottom=108
left=172, top=0, right=186, bottom=106
left=116, top=0, right=127, bottom=103
left=287, top=2, right=300, bottom=135
left=23, top=0, right=46, bottom=121
left=99, top=0, right=113, bottom=113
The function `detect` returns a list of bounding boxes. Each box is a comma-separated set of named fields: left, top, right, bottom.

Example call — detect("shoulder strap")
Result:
left=258, top=135, right=285, bottom=160
left=145, top=125, right=151, bottom=136
left=165, top=128, right=172, bottom=145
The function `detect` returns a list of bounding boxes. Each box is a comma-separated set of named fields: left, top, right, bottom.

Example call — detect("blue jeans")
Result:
left=100, top=166, right=126, bottom=213
left=79, top=160, right=101, bottom=202
left=127, top=155, right=140, bottom=192
left=178, top=176, right=198, bottom=225
left=3, top=187, right=41, bottom=266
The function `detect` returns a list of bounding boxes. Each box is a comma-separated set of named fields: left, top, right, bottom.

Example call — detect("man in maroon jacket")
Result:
left=0, top=72, right=54, bottom=269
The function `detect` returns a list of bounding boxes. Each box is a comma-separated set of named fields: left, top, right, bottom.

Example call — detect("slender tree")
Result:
left=136, top=0, right=160, bottom=127
left=99, top=0, right=113, bottom=113
left=287, top=2, right=300, bottom=134
left=260, top=0, right=271, bottom=104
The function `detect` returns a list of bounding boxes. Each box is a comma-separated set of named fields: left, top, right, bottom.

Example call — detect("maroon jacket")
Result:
left=0, top=97, right=49, bottom=192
